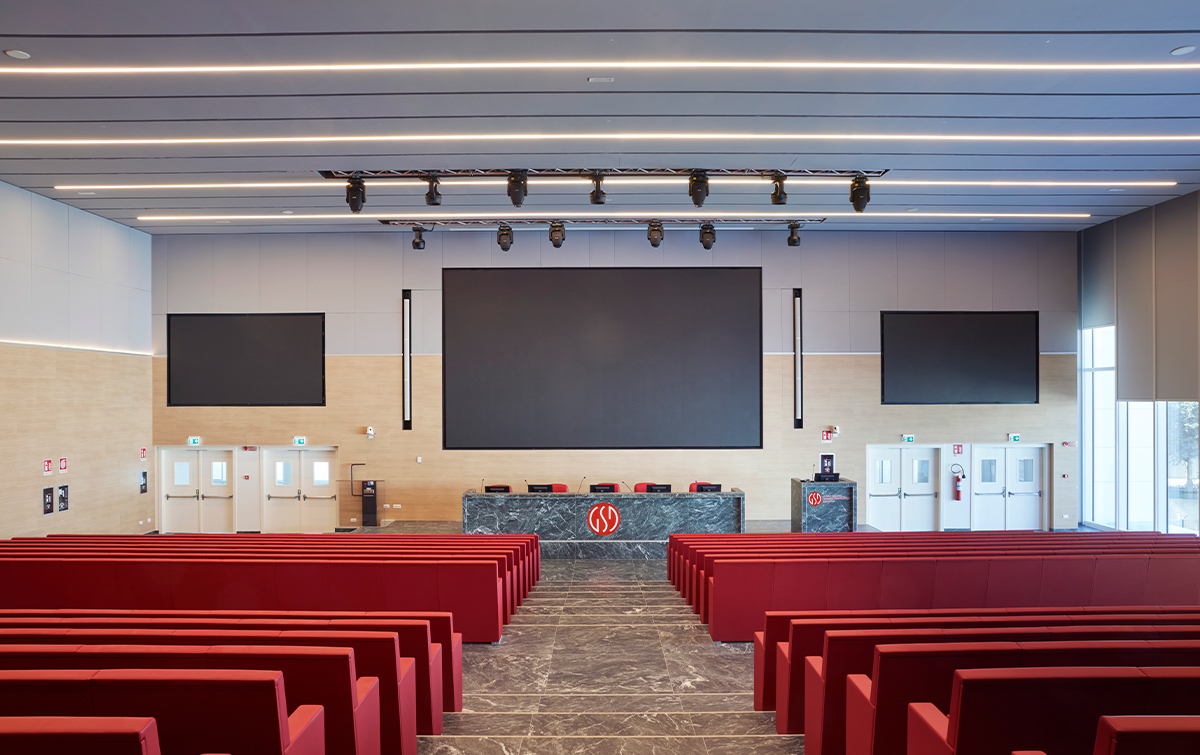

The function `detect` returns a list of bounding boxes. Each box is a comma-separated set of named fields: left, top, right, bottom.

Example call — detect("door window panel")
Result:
left=876, top=459, right=892, bottom=484
left=275, top=461, right=292, bottom=487
left=211, top=461, right=227, bottom=486
left=313, top=461, right=330, bottom=486
left=173, top=461, right=190, bottom=486
left=1018, top=458, right=1034, bottom=483
left=981, top=459, right=997, bottom=484
left=913, top=459, right=930, bottom=484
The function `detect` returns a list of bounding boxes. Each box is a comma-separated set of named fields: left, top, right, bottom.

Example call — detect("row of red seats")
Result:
left=665, top=532, right=1200, bottom=640
left=0, top=534, right=539, bottom=643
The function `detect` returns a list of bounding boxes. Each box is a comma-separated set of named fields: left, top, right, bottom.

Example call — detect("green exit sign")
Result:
left=902, top=434, right=915, bottom=443
left=1008, top=433, right=1021, bottom=442
left=187, top=436, right=201, bottom=446
left=293, top=436, right=307, bottom=446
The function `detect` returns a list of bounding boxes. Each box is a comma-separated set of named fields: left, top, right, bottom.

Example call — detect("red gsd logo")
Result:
left=807, top=491, right=823, bottom=506
left=587, top=502, right=621, bottom=536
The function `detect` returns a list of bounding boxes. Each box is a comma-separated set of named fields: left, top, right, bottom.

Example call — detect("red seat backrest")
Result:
left=1094, top=715, right=1200, bottom=755
left=634, top=483, right=652, bottom=493
left=689, top=482, right=714, bottom=492
left=549, top=484, right=568, bottom=493
left=0, top=716, right=161, bottom=755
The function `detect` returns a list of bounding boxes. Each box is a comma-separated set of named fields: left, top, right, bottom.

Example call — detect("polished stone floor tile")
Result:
left=544, top=651, right=675, bottom=695
left=534, top=694, right=685, bottom=714
left=443, top=713, right=534, bottom=736
left=677, top=693, right=757, bottom=712
left=530, top=712, right=697, bottom=737
left=701, top=735, right=806, bottom=754
left=518, top=736, right=709, bottom=755
left=416, top=736, right=525, bottom=755
left=463, top=695, right=542, bottom=713
left=689, top=712, right=779, bottom=735
left=663, top=649, right=755, bottom=693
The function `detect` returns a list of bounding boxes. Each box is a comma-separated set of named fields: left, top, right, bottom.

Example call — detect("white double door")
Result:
left=866, top=446, right=939, bottom=532
left=262, top=448, right=338, bottom=533
left=161, top=448, right=235, bottom=533
left=972, top=446, right=1043, bottom=530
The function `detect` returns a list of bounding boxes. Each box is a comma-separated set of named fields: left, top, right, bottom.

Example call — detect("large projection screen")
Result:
left=880, top=311, right=1039, bottom=405
left=168, top=313, right=326, bottom=406
left=443, top=267, right=762, bottom=449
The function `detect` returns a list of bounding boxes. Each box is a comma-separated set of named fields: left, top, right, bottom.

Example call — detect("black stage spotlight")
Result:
left=507, top=170, right=528, bottom=207
left=497, top=223, right=514, bottom=251
left=849, top=173, right=871, bottom=213
left=699, top=223, right=716, bottom=250
left=771, top=172, right=788, bottom=205
left=647, top=220, right=665, bottom=248
left=589, top=173, right=606, bottom=205
left=688, top=170, right=709, bottom=208
left=787, top=222, right=802, bottom=247
left=424, top=174, right=441, bottom=206
left=346, top=176, right=366, bottom=213
left=411, top=226, right=426, bottom=250
left=549, top=221, right=566, bottom=248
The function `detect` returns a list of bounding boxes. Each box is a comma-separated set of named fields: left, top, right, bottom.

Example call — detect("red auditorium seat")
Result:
left=689, top=482, right=716, bottom=492
left=907, top=667, right=1200, bottom=755
left=0, top=716, right=165, bottom=755
left=549, top=484, right=568, bottom=493
left=0, top=668, right=325, bottom=755
left=633, top=483, right=654, bottom=492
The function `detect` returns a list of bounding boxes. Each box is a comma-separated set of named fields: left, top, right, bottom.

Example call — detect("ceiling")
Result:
left=1, top=0, right=1198, bottom=235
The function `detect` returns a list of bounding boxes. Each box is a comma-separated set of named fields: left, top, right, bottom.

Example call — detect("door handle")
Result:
left=166, top=489, right=199, bottom=500
left=200, top=494, right=233, bottom=500
left=870, top=493, right=901, bottom=498
left=1007, top=491, right=1042, bottom=497
left=973, top=492, right=1004, bottom=496
left=303, top=494, right=337, bottom=501
left=903, top=492, right=938, bottom=498
left=267, top=493, right=301, bottom=500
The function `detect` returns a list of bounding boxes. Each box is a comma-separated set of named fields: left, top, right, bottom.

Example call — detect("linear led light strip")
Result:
left=57, top=179, right=1178, bottom=191
left=11, top=132, right=1200, bottom=146
left=3, top=60, right=1200, bottom=75
left=137, top=211, right=1090, bottom=221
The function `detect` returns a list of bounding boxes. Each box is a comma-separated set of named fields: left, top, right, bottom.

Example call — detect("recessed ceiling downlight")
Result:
left=1171, top=46, right=1197, bottom=56
left=4, top=50, right=31, bottom=60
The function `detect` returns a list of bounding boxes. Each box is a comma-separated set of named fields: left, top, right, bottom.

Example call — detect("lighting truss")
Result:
left=319, top=168, right=890, bottom=181
left=377, top=217, right=828, bottom=228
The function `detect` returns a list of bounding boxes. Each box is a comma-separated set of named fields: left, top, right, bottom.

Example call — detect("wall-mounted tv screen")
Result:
left=881, top=311, right=1039, bottom=404
left=167, top=313, right=325, bottom=406
left=442, top=267, right=763, bottom=449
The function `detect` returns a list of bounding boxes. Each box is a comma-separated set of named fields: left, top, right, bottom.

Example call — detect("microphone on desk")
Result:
left=621, top=481, right=631, bottom=493
left=480, top=478, right=485, bottom=493
left=576, top=477, right=587, bottom=493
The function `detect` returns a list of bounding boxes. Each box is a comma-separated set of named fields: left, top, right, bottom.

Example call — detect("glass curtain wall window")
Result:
left=1081, top=326, right=1199, bottom=533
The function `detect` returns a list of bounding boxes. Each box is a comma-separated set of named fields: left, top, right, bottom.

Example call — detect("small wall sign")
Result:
left=43, top=459, right=53, bottom=476
left=820, top=430, right=833, bottom=443
left=140, top=448, right=147, bottom=460
left=1008, top=433, right=1021, bottom=443
left=42, top=487, right=54, bottom=515
left=901, top=434, right=915, bottom=443
left=293, top=436, right=307, bottom=446
left=952, top=444, right=964, bottom=455
left=139, top=471, right=148, bottom=495
left=187, top=437, right=201, bottom=446
left=58, top=458, right=67, bottom=473
left=57, top=484, right=69, bottom=512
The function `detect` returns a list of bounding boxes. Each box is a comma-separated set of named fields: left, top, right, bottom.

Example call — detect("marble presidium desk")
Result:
left=461, top=489, right=746, bottom=559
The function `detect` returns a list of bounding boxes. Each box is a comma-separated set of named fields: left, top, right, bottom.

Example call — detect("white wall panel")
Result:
left=442, top=231, right=491, bottom=269
left=539, top=230, right=589, bottom=267
left=990, top=232, right=1039, bottom=311
left=803, top=310, right=851, bottom=353
left=761, top=232, right=803, bottom=289
left=713, top=231, right=762, bottom=267
left=305, top=235, right=355, bottom=314
left=663, top=237, right=712, bottom=267
left=1114, top=208, right=1156, bottom=401
left=257, top=235, right=307, bottom=313
left=165, top=237, right=214, bottom=314
left=68, top=273, right=103, bottom=348
left=404, top=240, right=444, bottom=287
left=210, top=236, right=260, bottom=313
left=30, top=265, right=70, bottom=347
left=896, top=232, right=946, bottom=310
left=67, top=207, right=105, bottom=281
left=587, top=230, right=616, bottom=267
left=100, top=281, right=130, bottom=352
left=1080, top=222, right=1116, bottom=329
left=614, top=229, right=663, bottom=267
left=128, top=288, right=152, bottom=353
left=419, top=289, right=443, bottom=355
left=849, top=310, right=882, bottom=353
left=1153, top=193, right=1199, bottom=401
left=30, top=194, right=69, bottom=273
left=324, top=312, right=355, bottom=355
left=489, top=231, right=541, bottom=268
left=1036, top=232, right=1077, bottom=313
left=1040, top=310, right=1078, bottom=354
left=0, top=181, right=32, bottom=265
left=354, top=312, right=401, bottom=355
left=848, top=232, right=898, bottom=312
left=353, top=233, right=405, bottom=313
left=762, top=288, right=783, bottom=353
left=0, top=258, right=31, bottom=342
left=151, top=314, right=167, bottom=355
left=799, top=231, right=850, bottom=312
left=944, top=233, right=993, bottom=311
left=98, top=219, right=130, bottom=287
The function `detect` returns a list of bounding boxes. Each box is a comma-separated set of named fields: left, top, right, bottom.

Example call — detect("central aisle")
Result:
left=424, top=560, right=805, bottom=754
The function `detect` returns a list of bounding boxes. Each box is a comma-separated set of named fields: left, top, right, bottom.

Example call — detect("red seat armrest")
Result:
left=846, top=674, right=875, bottom=755
left=357, top=675, right=379, bottom=705
left=285, top=704, right=325, bottom=755
left=907, top=703, right=953, bottom=755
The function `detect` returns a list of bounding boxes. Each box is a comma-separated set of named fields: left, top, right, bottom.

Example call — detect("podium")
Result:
left=792, top=478, right=858, bottom=533
left=336, top=480, right=387, bottom=528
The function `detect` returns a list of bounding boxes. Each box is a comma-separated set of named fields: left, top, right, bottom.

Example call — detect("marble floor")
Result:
left=421, top=559, right=804, bottom=755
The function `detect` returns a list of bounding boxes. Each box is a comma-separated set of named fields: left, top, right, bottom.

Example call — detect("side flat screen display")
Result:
left=880, top=311, right=1039, bottom=404
left=443, top=267, right=762, bottom=449
left=168, top=313, right=325, bottom=406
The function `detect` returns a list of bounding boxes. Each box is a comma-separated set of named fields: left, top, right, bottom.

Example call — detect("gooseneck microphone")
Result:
left=621, top=481, right=632, bottom=493
left=576, top=477, right=587, bottom=493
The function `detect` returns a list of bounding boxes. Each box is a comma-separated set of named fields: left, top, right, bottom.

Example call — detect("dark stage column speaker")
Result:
left=794, top=288, right=803, bottom=429
left=361, top=480, right=378, bottom=526
left=402, top=290, right=412, bottom=430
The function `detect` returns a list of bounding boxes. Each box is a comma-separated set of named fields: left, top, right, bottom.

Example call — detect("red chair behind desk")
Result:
left=689, top=482, right=717, bottom=492
left=482, top=485, right=512, bottom=493
left=634, top=483, right=655, bottom=493
left=550, top=484, right=568, bottom=493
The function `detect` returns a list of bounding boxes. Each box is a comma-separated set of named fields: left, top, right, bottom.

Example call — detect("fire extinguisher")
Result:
left=950, top=464, right=966, bottom=501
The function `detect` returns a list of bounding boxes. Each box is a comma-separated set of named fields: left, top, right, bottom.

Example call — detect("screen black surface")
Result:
left=881, top=311, right=1039, bottom=404
left=443, top=267, right=762, bottom=449
left=168, top=313, right=325, bottom=406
